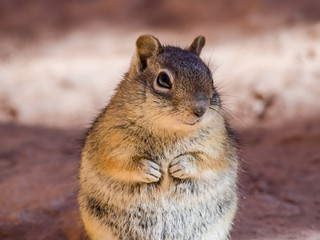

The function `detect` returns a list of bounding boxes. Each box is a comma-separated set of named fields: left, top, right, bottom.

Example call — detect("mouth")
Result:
left=179, top=118, right=201, bottom=126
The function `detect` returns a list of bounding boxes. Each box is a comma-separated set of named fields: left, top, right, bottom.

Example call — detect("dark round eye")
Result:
left=156, top=72, right=172, bottom=89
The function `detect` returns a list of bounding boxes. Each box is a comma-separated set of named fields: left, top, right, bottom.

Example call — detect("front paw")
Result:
left=138, top=160, right=161, bottom=183
left=169, top=156, right=196, bottom=180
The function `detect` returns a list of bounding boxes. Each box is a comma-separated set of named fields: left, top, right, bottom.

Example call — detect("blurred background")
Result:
left=1, top=0, right=320, bottom=127
left=0, top=0, right=319, bottom=239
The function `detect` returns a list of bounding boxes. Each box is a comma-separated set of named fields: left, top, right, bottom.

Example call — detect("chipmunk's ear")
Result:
left=135, top=35, right=163, bottom=71
left=188, top=36, right=206, bottom=56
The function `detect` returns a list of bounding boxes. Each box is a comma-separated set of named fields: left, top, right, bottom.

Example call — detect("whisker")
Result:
left=214, top=78, right=239, bottom=93
left=219, top=94, right=251, bottom=101
left=209, top=106, right=226, bottom=120
left=220, top=106, right=248, bottom=128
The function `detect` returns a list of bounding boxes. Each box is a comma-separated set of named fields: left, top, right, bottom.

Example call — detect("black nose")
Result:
left=191, top=95, right=209, bottom=118
left=192, top=105, right=207, bottom=118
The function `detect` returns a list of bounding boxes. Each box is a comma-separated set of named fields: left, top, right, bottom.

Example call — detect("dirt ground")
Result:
left=1, top=118, right=319, bottom=240
left=0, top=1, right=320, bottom=239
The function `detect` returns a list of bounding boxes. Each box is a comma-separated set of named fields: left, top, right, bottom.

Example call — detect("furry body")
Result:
left=79, top=35, right=238, bottom=240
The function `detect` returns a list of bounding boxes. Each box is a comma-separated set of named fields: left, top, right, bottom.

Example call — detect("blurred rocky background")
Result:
left=0, top=0, right=319, bottom=239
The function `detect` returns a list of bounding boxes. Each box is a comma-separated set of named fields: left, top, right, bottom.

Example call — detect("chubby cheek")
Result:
left=150, top=114, right=189, bottom=132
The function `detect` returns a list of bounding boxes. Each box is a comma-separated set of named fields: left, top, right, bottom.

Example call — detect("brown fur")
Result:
left=79, top=35, right=239, bottom=240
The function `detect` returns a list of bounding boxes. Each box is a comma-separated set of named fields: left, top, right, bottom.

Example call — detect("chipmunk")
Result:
left=78, top=35, right=239, bottom=240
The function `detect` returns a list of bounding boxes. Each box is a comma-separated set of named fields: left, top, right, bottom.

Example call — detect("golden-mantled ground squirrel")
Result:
left=79, top=35, right=239, bottom=240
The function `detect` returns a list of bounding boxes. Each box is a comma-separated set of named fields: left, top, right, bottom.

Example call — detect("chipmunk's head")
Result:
left=129, top=35, right=221, bottom=132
